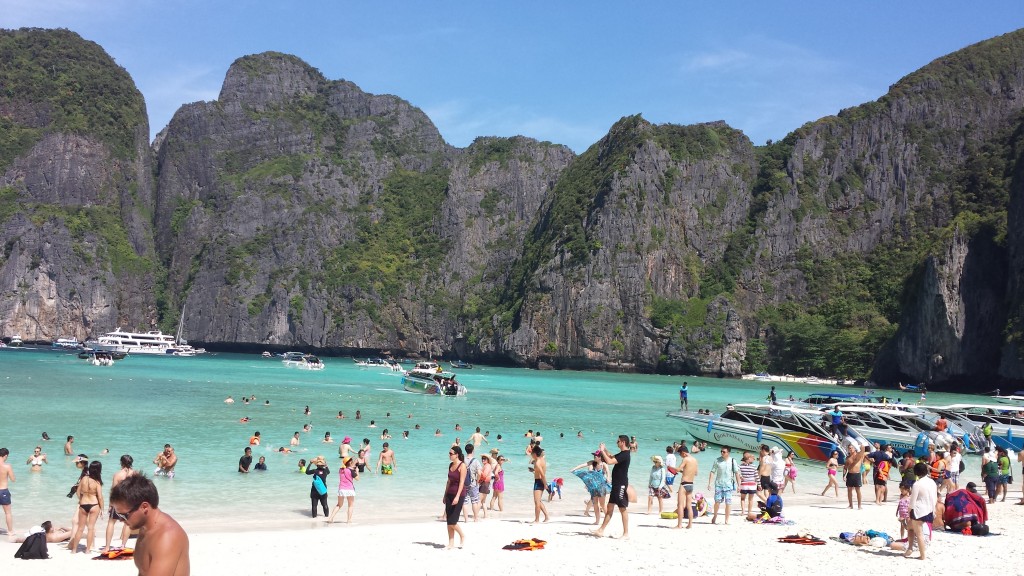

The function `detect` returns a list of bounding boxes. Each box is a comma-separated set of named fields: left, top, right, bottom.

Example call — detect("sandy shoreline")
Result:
left=3, top=476, right=1021, bottom=575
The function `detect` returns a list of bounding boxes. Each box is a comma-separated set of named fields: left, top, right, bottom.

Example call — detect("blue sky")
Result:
left=3, top=1, right=1023, bottom=153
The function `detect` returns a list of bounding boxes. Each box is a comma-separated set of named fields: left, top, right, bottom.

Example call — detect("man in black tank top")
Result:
left=592, top=435, right=631, bottom=539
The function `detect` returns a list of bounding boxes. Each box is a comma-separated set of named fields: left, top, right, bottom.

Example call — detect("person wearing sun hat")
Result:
left=306, top=456, right=330, bottom=518
left=647, top=455, right=667, bottom=514
left=339, top=436, right=354, bottom=462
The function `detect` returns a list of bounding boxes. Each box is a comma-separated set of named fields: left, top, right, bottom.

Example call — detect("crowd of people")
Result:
left=3, top=388, right=1022, bottom=569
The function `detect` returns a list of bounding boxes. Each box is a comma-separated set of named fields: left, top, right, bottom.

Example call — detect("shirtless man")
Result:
left=290, top=432, right=300, bottom=447
left=844, top=443, right=867, bottom=509
left=673, top=444, right=698, bottom=529
left=110, top=475, right=189, bottom=576
left=0, top=448, right=14, bottom=539
left=376, top=443, right=396, bottom=475
left=26, top=446, right=47, bottom=471
left=757, top=445, right=774, bottom=496
left=530, top=444, right=549, bottom=523
left=153, top=444, right=177, bottom=478
left=101, top=454, right=136, bottom=553
left=64, top=436, right=74, bottom=455
left=469, top=427, right=488, bottom=447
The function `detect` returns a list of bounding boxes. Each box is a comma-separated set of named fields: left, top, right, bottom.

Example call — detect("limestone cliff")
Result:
left=0, top=28, right=157, bottom=342
left=6, top=27, right=1024, bottom=390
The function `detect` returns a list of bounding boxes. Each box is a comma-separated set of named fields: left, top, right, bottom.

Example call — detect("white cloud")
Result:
left=684, top=48, right=751, bottom=71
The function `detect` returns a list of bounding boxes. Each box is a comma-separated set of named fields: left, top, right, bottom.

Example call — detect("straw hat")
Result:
left=489, top=448, right=501, bottom=456
left=313, top=455, right=326, bottom=466
left=651, top=455, right=664, bottom=465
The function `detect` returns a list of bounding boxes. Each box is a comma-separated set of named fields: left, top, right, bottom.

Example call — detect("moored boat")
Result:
left=85, top=328, right=204, bottom=356
left=9, top=334, right=23, bottom=347
left=927, top=404, right=1024, bottom=451
left=666, top=404, right=849, bottom=463
left=450, top=359, right=473, bottom=370
left=52, top=337, right=82, bottom=350
left=828, top=405, right=968, bottom=455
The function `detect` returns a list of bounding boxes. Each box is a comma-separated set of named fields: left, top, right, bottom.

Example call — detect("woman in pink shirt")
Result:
left=327, top=458, right=358, bottom=524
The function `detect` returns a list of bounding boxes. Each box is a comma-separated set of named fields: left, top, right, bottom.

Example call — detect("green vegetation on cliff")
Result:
left=322, top=164, right=451, bottom=299
left=0, top=28, right=146, bottom=171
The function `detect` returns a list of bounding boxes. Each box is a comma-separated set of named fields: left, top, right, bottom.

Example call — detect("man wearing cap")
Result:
left=673, top=444, right=698, bottom=529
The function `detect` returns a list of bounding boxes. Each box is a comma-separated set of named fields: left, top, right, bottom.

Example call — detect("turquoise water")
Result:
left=0, top=348, right=990, bottom=532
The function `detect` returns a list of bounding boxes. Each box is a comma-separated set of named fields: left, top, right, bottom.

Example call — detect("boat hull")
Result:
left=402, top=375, right=466, bottom=396
left=667, top=411, right=842, bottom=463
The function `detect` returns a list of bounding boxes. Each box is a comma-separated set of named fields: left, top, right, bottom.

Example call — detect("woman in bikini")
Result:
left=68, top=460, right=103, bottom=553
left=820, top=450, right=840, bottom=496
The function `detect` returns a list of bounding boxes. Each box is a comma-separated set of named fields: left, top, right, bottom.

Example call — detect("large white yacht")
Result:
left=85, top=328, right=204, bottom=356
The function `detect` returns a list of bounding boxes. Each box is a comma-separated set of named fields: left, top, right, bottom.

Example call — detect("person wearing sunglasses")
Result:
left=109, top=474, right=189, bottom=575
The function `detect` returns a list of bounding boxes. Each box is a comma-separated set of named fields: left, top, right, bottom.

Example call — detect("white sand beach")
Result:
left=3, top=478, right=1021, bottom=575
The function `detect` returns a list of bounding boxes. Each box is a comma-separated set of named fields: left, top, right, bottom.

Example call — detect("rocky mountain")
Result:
left=0, top=28, right=158, bottom=341
left=3, top=27, right=1024, bottom=390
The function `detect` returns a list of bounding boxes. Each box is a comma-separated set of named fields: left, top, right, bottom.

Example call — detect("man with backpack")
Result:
left=868, top=444, right=895, bottom=504
left=462, top=444, right=482, bottom=522
left=707, top=446, right=741, bottom=525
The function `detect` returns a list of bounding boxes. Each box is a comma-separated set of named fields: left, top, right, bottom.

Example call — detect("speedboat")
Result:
left=826, top=405, right=966, bottom=455
left=402, top=361, right=467, bottom=396
left=355, top=357, right=402, bottom=371
left=283, top=354, right=325, bottom=370
left=776, top=392, right=877, bottom=408
left=79, top=349, right=127, bottom=361
left=666, top=404, right=850, bottom=463
left=52, top=337, right=82, bottom=350
left=9, top=334, right=23, bottom=347
left=450, top=359, right=473, bottom=370
left=927, top=404, right=1024, bottom=451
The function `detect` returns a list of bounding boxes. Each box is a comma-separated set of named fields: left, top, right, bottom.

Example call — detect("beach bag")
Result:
left=787, top=465, right=798, bottom=480
left=14, top=532, right=48, bottom=559
left=959, top=460, right=966, bottom=473
left=312, top=475, right=327, bottom=496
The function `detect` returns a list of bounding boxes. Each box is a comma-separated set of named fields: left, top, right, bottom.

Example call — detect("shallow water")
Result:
left=0, top=348, right=992, bottom=532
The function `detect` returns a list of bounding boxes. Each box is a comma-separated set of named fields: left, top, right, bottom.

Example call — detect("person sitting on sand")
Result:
left=748, top=487, right=783, bottom=521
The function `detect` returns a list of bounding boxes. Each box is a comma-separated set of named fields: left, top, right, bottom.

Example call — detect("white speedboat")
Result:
left=401, top=361, right=467, bottom=396
left=52, top=337, right=82, bottom=350
left=9, top=334, right=23, bottom=347
left=283, top=353, right=325, bottom=370
left=666, top=404, right=851, bottom=463
left=827, top=405, right=965, bottom=455
left=928, top=404, right=1024, bottom=451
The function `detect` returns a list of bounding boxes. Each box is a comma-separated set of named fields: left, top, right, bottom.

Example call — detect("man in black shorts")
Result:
left=844, top=443, right=866, bottom=509
left=593, top=435, right=631, bottom=539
